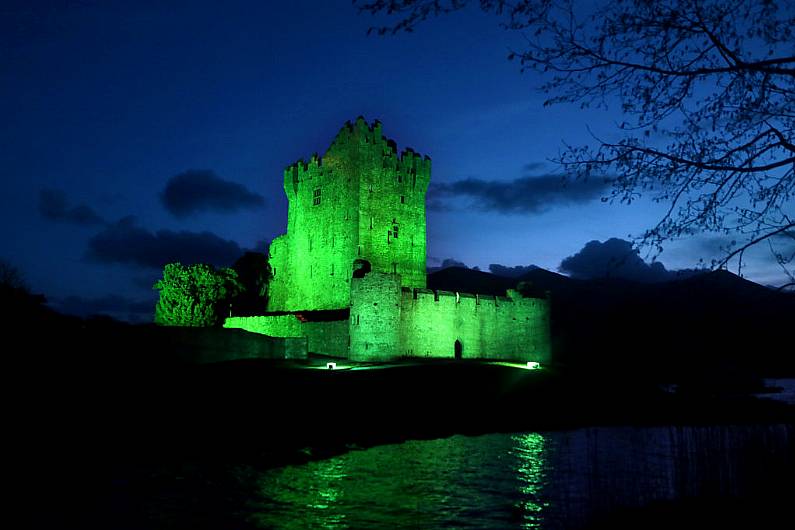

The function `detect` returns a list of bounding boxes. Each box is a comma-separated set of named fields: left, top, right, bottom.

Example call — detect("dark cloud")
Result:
left=523, top=162, right=546, bottom=171
left=86, top=216, right=243, bottom=269
left=161, top=170, right=265, bottom=217
left=428, top=174, right=611, bottom=213
left=427, top=258, right=469, bottom=273
left=560, top=238, right=704, bottom=283
left=54, top=294, right=155, bottom=322
left=39, top=189, right=105, bottom=226
left=489, top=263, right=539, bottom=278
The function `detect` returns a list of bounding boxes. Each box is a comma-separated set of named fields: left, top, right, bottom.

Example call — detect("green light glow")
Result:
left=512, top=432, right=549, bottom=528
left=223, top=118, right=552, bottom=362
left=526, top=362, right=541, bottom=370
left=326, top=362, right=336, bottom=370
left=251, top=434, right=550, bottom=528
left=267, top=118, right=429, bottom=312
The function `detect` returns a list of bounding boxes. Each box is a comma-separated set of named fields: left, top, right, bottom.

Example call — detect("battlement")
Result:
left=283, top=117, right=431, bottom=192
left=328, top=116, right=431, bottom=164
left=398, top=285, right=544, bottom=308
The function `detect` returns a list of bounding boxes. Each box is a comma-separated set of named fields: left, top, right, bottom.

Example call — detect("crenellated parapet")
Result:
left=282, top=117, right=431, bottom=197
left=350, top=270, right=551, bottom=362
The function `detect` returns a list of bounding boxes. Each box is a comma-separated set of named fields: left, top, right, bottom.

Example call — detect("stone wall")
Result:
left=149, top=326, right=307, bottom=363
left=302, top=320, right=349, bottom=357
left=350, top=272, right=551, bottom=362
left=224, top=314, right=302, bottom=337
left=349, top=272, right=402, bottom=361
left=225, top=315, right=350, bottom=358
left=399, top=288, right=550, bottom=361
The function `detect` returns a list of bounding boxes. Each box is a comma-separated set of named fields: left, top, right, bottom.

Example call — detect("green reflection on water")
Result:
left=512, top=432, right=549, bottom=528
left=252, top=457, right=348, bottom=529
left=250, top=434, right=550, bottom=529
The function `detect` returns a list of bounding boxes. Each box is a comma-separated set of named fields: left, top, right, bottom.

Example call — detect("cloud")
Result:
left=39, top=189, right=105, bottom=225
left=161, top=170, right=265, bottom=217
left=427, top=174, right=611, bottom=213
left=559, top=238, right=704, bottom=283
left=54, top=294, right=154, bottom=322
left=427, top=257, right=469, bottom=273
left=488, top=263, right=539, bottom=278
left=86, top=216, right=243, bottom=269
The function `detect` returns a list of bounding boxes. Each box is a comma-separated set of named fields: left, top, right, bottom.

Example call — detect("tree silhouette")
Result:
left=153, top=263, right=242, bottom=326
left=231, top=251, right=271, bottom=315
left=356, top=0, right=795, bottom=286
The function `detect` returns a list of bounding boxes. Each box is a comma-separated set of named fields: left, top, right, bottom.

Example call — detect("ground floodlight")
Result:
left=526, top=361, right=540, bottom=370
left=327, top=362, right=337, bottom=370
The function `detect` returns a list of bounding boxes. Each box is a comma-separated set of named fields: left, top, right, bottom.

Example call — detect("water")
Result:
left=244, top=424, right=794, bottom=529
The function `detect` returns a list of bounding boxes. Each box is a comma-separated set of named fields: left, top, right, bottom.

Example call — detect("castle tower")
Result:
left=267, top=118, right=431, bottom=311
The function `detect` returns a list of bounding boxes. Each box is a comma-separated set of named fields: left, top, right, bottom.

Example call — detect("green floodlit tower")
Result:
left=267, top=117, right=430, bottom=312
left=225, top=116, right=551, bottom=362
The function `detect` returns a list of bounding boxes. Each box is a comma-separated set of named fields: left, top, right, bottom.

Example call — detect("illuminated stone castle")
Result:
left=226, top=118, right=550, bottom=362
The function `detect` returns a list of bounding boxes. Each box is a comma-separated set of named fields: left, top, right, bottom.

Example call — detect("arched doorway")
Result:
left=454, top=339, right=463, bottom=360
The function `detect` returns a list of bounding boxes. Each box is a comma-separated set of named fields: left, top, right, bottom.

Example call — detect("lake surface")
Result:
left=244, top=424, right=793, bottom=529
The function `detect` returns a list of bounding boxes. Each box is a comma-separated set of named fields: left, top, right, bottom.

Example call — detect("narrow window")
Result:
left=392, top=224, right=399, bottom=238
left=313, top=187, right=321, bottom=206
left=400, top=195, right=405, bottom=204
left=392, top=263, right=397, bottom=274
left=398, top=173, right=403, bottom=183
left=357, top=315, right=360, bottom=325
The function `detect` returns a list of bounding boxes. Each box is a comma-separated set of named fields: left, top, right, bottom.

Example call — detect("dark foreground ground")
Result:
left=11, top=348, right=795, bottom=529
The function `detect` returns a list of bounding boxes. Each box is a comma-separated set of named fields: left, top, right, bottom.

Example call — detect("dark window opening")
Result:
left=313, top=187, right=321, bottom=206
left=400, top=195, right=405, bottom=204
left=392, top=225, right=399, bottom=238
left=454, top=340, right=463, bottom=360
left=353, top=259, right=371, bottom=278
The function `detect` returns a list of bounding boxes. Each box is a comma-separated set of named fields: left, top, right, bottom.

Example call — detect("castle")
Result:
left=225, top=118, right=551, bottom=363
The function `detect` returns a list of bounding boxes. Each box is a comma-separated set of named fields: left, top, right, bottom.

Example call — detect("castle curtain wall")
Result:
left=224, top=315, right=349, bottom=357
left=399, top=287, right=551, bottom=362
left=350, top=273, right=551, bottom=362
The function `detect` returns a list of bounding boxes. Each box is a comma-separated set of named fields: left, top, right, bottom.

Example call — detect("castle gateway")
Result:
left=225, top=118, right=551, bottom=362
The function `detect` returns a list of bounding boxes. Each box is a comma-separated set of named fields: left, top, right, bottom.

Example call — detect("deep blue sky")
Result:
left=1, top=0, right=788, bottom=320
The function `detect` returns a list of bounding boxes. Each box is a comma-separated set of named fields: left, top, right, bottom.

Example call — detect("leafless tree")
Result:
left=356, top=0, right=795, bottom=288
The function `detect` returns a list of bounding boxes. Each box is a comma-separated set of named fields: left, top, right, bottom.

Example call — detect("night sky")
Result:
left=2, top=1, right=789, bottom=321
